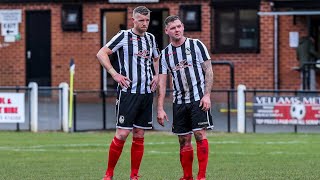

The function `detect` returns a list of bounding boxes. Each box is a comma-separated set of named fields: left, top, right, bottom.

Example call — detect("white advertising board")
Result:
left=0, top=93, right=25, bottom=123
left=0, top=9, right=22, bottom=23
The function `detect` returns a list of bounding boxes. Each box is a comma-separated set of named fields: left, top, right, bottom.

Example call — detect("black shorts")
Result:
left=172, top=101, right=214, bottom=135
left=115, top=91, right=153, bottom=129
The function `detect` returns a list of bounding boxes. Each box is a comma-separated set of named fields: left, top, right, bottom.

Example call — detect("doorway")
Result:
left=310, top=16, right=320, bottom=88
left=26, top=11, right=51, bottom=86
left=102, top=10, right=126, bottom=91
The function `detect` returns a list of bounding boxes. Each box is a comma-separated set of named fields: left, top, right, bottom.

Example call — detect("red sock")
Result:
left=130, top=137, right=144, bottom=177
left=180, top=145, right=194, bottom=178
left=196, top=139, right=209, bottom=178
left=105, top=137, right=125, bottom=177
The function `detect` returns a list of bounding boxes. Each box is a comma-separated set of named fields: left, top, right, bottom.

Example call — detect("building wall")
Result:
left=278, top=15, right=309, bottom=89
left=0, top=0, right=313, bottom=90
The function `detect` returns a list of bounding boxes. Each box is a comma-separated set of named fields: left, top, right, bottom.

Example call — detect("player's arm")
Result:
left=150, top=37, right=160, bottom=91
left=96, top=46, right=131, bottom=88
left=150, top=56, right=160, bottom=92
left=153, top=56, right=160, bottom=75
left=157, top=74, right=168, bottom=126
left=200, top=60, right=213, bottom=111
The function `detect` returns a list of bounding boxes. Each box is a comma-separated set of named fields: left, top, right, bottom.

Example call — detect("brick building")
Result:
left=0, top=0, right=319, bottom=90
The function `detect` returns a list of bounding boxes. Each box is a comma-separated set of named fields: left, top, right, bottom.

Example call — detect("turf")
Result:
left=0, top=131, right=320, bottom=180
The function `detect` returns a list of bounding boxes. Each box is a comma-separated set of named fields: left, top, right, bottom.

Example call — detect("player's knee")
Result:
left=115, top=129, right=131, bottom=140
left=132, top=128, right=145, bottom=138
left=178, top=135, right=192, bottom=147
left=194, top=130, right=206, bottom=141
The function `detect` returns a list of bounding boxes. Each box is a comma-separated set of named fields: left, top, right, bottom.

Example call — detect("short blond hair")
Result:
left=133, top=6, right=151, bottom=16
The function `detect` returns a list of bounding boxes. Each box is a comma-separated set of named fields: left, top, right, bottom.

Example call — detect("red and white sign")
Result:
left=253, top=96, right=320, bottom=125
left=0, top=93, right=25, bottom=123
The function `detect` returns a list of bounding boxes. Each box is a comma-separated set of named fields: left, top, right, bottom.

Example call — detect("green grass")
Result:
left=0, top=131, right=320, bottom=180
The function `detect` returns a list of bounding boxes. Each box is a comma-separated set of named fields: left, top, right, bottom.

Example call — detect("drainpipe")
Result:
left=274, top=15, right=279, bottom=89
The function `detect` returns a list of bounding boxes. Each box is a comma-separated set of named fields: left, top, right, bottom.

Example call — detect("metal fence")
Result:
left=37, top=87, right=63, bottom=131
left=2, top=85, right=320, bottom=133
left=72, top=88, right=320, bottom=133
left=72, top=89, right=238, bottom=132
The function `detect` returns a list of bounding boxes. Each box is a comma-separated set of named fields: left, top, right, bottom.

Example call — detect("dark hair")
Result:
left=164, top=15, right=181, bottom=26
left=133, top=6, right=151, bottom=16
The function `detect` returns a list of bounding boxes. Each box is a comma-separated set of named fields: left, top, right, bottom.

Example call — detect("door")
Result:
left=313, top=18, right=320, bottom=52
left=149, top=9, right=169, bottom=49
left=26, top=11, right=51, bottom=86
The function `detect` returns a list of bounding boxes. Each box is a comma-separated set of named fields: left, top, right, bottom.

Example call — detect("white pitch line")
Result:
left=0, top=140, right=312, bottom=151
left=255, top=141, right=308, bottom=144
left=0, top=147, right=318, bottom=156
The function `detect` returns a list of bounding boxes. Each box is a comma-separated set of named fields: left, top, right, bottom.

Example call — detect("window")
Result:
left=180, top=5, right=201, bottom=31
left=214, top=7, right=259, bottom=53
left=61, top=4, right=82, bottom=31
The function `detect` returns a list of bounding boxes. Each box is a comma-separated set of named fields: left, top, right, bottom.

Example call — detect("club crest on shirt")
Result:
left=172, top=59, right=192, bottom=72
left=185, top=47, right=191, bottom=55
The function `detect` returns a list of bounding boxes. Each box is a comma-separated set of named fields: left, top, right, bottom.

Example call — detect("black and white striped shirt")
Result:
left=160, top=38, right=211, bottom=104
left=106, top=29, right=159, bottom=94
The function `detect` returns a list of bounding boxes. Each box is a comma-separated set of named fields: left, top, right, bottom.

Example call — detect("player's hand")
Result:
left=150, top=75, right=159, bottom=92
left=199, top=94, right=211, bottom=111
left=157, top=109, right=168, bottom=127
left=113, top=73, right=131, bottom=89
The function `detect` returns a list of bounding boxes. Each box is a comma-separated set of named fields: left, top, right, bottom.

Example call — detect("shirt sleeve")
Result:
left=151, top=35, right=160, bottom=59
left=159, top=49, right=168, bottom=74
left=106, top=30, right=125, bottom=52
left=196, top=39, right=211, bottom=63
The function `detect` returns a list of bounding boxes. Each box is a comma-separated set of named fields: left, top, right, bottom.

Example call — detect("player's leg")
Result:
left=173, top=103, right=194, bottom=179
left=130, top=128, right=145, bottom=178
left=130, top=93, right=153, bottom=179
left=190, top=101, right=214, bottom=180
left=104, top=129, right=131, bottom=178
left=104, top=92, right=138, bottom=178
left=194, top=130, right=208, bottom=180
left=178, top=134, right=194, bottom=179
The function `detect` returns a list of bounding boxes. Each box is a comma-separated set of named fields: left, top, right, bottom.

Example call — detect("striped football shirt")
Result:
left=160, top=38, right=211, bottom=104
left=106, top=29, right=159, bottom=94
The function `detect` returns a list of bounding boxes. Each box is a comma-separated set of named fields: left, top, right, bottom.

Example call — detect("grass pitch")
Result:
left=0, top=131, right=320, bottom=180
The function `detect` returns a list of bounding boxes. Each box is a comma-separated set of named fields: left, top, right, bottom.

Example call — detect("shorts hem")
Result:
left=133, top=124, right=153, bottom=130
left=116, top=126, right=133, bottom=130
left=192, top=125, right=214, bottom=131
left=173, top=131, right=193, bottom=136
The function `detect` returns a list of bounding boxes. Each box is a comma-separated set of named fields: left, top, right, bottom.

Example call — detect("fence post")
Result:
left=28, top=82, right=38, bottom=132
left=237, top=84, right=246, bottom=133
left=59, top=82, right=69, bottom=133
